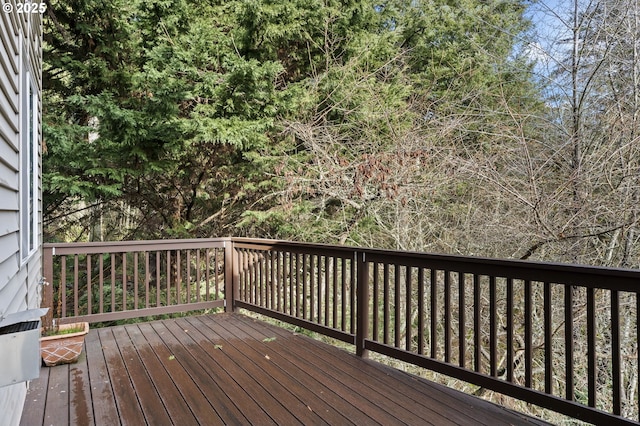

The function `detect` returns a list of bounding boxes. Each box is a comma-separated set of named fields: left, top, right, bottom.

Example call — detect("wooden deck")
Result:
left=21, top=313, right=549, bottom=425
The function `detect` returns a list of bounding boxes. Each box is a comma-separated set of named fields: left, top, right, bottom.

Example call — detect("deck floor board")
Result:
left=146, top=321, right=240, bottom=424
left=68, top=346, right=94, bottom=425
left=97, top=328, right=148, bottom=426
left=43, top=358, right=70, bottom=425
left=83, top=326, right=118, bottom=425
left=135, top=322, right=226, bottom=424
left=230, top=315, right=451, bottom=425
left=189, top=316, right=359, bottom=425
left=241, top=315, right=498, bottom=425
left=183, top=316, right=347, bottom=425
left=22, top=313, right=550, bottom=426
left=111, top=327, right=173, bottom=425
left=123, top=325, right=199, bottom=424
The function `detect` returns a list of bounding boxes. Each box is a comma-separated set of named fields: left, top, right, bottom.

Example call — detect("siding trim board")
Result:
left=19, top=40, right=37, bottom=262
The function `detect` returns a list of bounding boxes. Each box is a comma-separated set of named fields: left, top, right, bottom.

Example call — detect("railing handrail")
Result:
left=44, top=237, right=229, bottom=255
left=46, top=235, right=640, bottom=271
left=233, top=237, right=640, bottom=291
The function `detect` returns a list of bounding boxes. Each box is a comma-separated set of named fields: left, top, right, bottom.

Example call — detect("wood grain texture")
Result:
left=22, top=313, right=550, bottom=426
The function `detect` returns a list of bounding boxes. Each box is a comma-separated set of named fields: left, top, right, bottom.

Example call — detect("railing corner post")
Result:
left=42, top=245, right=54, bottom=330
left=356, top=251, right=369, bottom=358
left=224, top=240, right=237, bottom=312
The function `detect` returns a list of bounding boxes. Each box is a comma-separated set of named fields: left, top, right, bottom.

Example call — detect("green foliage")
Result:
left=43, top=0, right=539, bottom=245
left=41, top=325, right=85, bottom=337
left=44, top=0, right=288, bottom=240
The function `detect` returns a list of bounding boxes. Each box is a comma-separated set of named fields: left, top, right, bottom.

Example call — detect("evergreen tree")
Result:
left=43, top=0, right=542, bottom=246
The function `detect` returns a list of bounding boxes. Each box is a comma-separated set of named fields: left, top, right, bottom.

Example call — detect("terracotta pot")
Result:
left=40, top=322, right=89, bottom=367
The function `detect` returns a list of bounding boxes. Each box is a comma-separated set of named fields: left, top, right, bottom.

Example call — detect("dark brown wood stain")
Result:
left=22, top=313, right=550, bottom=426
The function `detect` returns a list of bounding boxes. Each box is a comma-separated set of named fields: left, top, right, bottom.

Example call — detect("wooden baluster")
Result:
left=587, top=286, right=596, bottom=406
left=506, top=277, right=513, bottom=382
left=611, top=290, right=621, bottom=415
left=341, top=257, right=347, bottom=331
left=145, top=252, right=150, bottom=308
left=61, top=256, right=67, bottom=317
left=373, top=262, right=380, bottom=343
left=544, top=281, right=552, bottom=393
left=309, top=254, right=315, bottom=322
left=430, top=269, right=437, bottom=359
left=524, top=280, right=532, bottom=387
left=565, top=284, right=574, bottom=400
left=332, top=257, right=338, bottom=328
left=74, top=254, right=79, bottom=316
left=87, top=254, right=92, bottom=316
left=99, top=254, right=104, bottom=314
left=122, top=253, right=126, bottom=311
left=418, top=267, right=425, bottom=355
left=384, top=263, right=390, bottom=346
left=394, top=264, right=401, bottom=348
left=133, top=252, right=138, bottom=310
left=110, top=254, right=115, bottom=313
left=459, top=273, right=466, bottom=369
left=474, top=274, right=481, bottom=373
left=490, top=276, right=497, bottom=377
left=302, top=253, right=308, bottom=320
left=405, top=266, right=412, bottom=351
left=445, top=271, right=451, bottom=363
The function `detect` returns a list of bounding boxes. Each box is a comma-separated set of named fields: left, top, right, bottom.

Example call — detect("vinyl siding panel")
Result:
left=0, top=253, right=18, bottom=289
left=0, top=6, right=42, bottom=425
left=0, top=110, right=18, bottom=153
left=0, top=160, right=17, bottom=192
left=1, top=264, right=27, bottom=313
left=0, top=8, right=18, bottom=75
left=0, top=183, right=17, bottom=210
left=0, top=209, right=18, bottom=235
left=5, top=2, right=19, bottom=40
left=0, top=32, right=18, bottom=112
left=0, top=67, right=18, bottom=123
left=0, top=10, right=18, bottom=140
left=0, top=384, right=27, bottom=426
left=0, top=133, right=18, bottom=169
left=0, top=232, right=19, bottom=289
left=0, top=86, right=18, bottom=134
left=0, top=259, right=36, bottom=325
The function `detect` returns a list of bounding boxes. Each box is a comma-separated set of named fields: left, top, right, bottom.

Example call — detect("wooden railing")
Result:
left=43, top=239, right=231, bottom=324
left=43, top=237, right=640, bottom=424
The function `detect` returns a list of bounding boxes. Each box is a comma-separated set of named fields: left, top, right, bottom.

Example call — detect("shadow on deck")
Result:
left=21, top=313, right=548, bottom=425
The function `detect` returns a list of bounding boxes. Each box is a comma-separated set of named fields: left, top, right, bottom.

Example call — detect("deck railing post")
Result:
left=224, top=239, right=236, bottom=312
left=356, top=251, right=369, bottom=358
left=42, top=245, right=54, bottom=330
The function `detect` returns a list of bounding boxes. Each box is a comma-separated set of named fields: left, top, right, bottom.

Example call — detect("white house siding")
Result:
left=0, top=2, right=42, bottom=425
